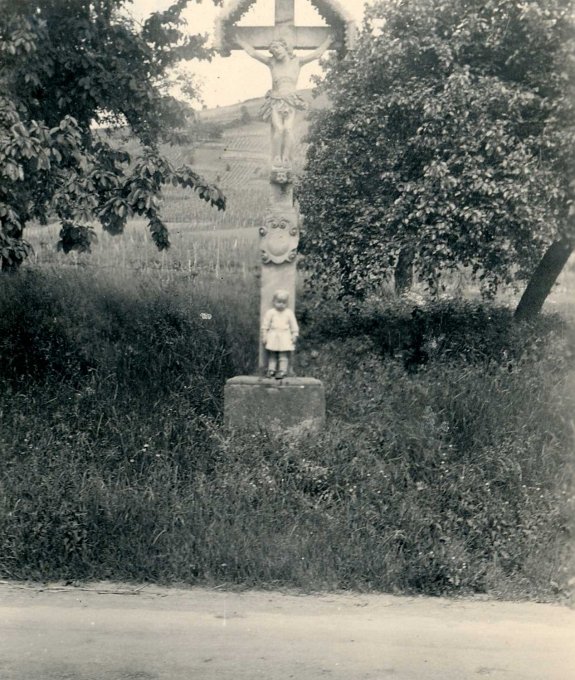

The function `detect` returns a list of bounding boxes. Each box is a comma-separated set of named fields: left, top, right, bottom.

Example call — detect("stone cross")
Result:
left=233, top=0, right=333, bottom=51
left=216, top=0, right=354, bottom=373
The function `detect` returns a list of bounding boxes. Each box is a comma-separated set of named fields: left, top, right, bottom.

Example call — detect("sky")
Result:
left=127, top=0, right=365, bottom=108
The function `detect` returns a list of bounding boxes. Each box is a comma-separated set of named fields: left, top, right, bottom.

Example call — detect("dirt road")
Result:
left=0, top=582, right=573, bottom=679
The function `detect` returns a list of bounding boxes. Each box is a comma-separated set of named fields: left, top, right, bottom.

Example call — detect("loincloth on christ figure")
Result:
left=260, top=90, right=308, bottom=121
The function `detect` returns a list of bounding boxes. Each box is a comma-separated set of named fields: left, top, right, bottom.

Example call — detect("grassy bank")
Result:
left=0, top=268, right=573, bottom=598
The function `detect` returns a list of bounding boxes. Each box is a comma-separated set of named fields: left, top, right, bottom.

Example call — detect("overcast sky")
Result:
left=128, top=0, right=365, bottom=108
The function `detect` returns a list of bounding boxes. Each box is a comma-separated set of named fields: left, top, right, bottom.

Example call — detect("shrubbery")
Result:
left=0, top=270, right=573, bottom=598
left=299, top=293, right=573, bottom=368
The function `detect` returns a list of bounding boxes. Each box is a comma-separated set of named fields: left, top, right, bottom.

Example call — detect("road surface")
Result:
left=0, top=582, right=573, bottom=679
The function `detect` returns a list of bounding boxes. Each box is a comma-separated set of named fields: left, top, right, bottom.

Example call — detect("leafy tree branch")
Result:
left=0, top=0, right=225, bottom=269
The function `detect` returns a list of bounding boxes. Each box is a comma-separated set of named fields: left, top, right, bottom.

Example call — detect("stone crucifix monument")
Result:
left=219, top=0, right=355, bottom=431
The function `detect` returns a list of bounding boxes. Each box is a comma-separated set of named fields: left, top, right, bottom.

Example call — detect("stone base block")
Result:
left=224, top=376, right=325, bottom=432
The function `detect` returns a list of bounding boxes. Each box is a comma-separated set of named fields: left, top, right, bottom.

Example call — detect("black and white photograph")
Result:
left=0, top=0, right=574, bottom=677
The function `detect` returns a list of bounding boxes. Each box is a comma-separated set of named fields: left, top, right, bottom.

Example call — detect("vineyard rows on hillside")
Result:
left=26, top=105, right=315, bottom=273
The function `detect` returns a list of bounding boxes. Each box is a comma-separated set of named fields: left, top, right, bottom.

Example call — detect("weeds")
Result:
left=0, top=270, right=573, bottom=598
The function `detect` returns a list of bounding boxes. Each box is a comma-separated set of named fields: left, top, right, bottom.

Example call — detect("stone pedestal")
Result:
left=224, top=376, right=325, bottom=432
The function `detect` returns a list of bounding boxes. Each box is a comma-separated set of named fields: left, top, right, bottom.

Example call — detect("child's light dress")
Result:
left=261, top=308, right=299, bottom=351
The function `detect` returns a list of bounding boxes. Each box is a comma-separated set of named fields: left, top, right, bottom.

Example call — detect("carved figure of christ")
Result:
left=235, top=33, right=331, bottom=165
left=234, top=30, right=332, bottom=166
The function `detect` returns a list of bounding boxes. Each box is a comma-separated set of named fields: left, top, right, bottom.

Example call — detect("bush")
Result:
left=298, top=294, right=573, bottom=370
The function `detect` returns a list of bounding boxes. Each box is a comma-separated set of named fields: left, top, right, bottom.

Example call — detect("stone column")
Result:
left=258, top=174, right=298, bottom=369
left=217, top=0, right=356, bottom=431
left=224, top=139, right=326, bottom=432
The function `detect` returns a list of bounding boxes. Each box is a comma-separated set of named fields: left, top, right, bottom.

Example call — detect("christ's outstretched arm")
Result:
left=235, top=34, right=271, bottom=65
left=299, top=34, right=333, bottom=66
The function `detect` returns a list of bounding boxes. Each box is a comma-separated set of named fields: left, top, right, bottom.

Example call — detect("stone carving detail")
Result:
left=234, top=32, right=331, bottom=168
left=214, top=0, right=260, bottom=56
left=260, top=214, right=299, bottom=265
left=270, top=166, right=294, bottom=186
left=216, top=0, right=356, bottom=168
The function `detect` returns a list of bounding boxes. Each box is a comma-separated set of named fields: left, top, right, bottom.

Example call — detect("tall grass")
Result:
left=5, top=111, right=573, bottom=596
left=0, top=268, right=573, bottom=598
left=25, top=220, right=260, bottom=277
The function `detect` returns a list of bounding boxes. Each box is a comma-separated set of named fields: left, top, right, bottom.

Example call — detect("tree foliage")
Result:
left=0, top=0, right=226, bottom=269
left=300, top=0, right=575, bottom=310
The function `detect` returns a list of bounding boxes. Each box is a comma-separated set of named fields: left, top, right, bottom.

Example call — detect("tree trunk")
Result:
left=514, top=239, right=573, bottom=321
left=394, top=246, right=414, bottom=295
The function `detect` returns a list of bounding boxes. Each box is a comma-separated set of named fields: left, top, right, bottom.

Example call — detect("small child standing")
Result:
left=261, top=289, right=299, bottom=379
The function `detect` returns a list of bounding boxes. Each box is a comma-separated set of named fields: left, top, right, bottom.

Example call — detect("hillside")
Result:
left=159, top=90, right=324, bottom=228
left=197, top=88, right=329, bottom=127
left=24, top=90, right=324, bottom=271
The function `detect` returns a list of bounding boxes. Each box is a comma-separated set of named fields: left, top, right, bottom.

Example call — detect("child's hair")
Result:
left=273, top=289, right=289, bottom=302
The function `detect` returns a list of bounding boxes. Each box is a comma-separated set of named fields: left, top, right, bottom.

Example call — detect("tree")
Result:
left=299, top=0, right=574, bottom=318
left=0, top=0, right=226, bottom=270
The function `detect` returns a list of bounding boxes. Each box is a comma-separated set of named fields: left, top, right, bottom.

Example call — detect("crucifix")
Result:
left=234, top=30, right=332, bottom=169
left=219, top=0, right=354, bottom=427
left=219, top=0, right=345, bottom=176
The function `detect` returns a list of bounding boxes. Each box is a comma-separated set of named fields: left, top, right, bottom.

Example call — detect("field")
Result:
left=24, top=92, right=320, bottom=275
left=1, top=105, right=574, bottom=600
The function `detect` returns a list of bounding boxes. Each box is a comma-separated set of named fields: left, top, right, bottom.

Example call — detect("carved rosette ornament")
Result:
left=260, top=214, right=299, bottom=264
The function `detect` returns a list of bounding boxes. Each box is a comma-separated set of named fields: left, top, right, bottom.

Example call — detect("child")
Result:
left=261, top=289, right=299, bottom=379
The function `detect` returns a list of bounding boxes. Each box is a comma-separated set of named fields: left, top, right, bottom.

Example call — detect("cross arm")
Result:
left=232, top=25, right=332, bottom=51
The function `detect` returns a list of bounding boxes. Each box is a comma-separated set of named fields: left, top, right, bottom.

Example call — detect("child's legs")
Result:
left=268, top=352, right=278, bottom=371
left=278, top=352, right=289, bottom=373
